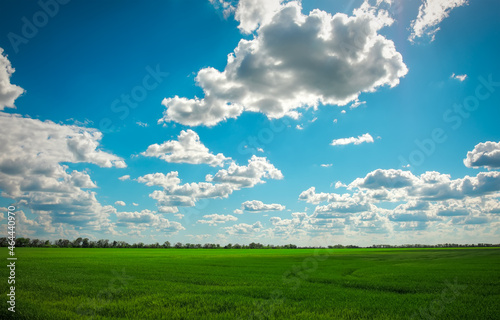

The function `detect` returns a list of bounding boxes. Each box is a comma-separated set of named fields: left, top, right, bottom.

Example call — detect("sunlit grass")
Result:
left=0, top=247, right=499, bottom=319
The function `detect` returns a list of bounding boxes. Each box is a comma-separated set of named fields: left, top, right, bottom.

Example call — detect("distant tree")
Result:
left=174, top=242, right=183, bottom=248
left=16, top=237, right=30, bottom=247
left=72, top=237, right=83, bottom=248
left=97, top=239, right=109, bottom=248
left=163, top=241, right=171, bottom=248
left=82, top=238, right=89, bottom=248
left=30, top=239, right=41, bottom=247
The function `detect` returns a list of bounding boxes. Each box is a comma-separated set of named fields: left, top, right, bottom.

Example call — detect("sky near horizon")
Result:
left=0, top=0, right=499, bottom=246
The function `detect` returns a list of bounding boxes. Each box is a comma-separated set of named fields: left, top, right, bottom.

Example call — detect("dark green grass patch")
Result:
left=0, top=248, right=499, bottom=319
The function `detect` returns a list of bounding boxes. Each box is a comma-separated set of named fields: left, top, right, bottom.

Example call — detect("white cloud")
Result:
left=141, top=129, right=230, bottom=167
left=0, top=113, right=127, bottom=234
left=118, top=175, right=131, bottom=181
left=0, top=52, right=127, bottom=237
left=235, top=0, right=284, bottom=34
left=132, top=203, right=139, bottom=206
left=115, top=209, right=185, bottom=235
left=330, top=133, right=374, bottom=146
left=233, top=209, right=244, bottom=214
left=349, top=169, right=500, bottom=201
left=206, top=155, right=284, bottom=188
left=241, top=200, right=285, bottom=212
left=335, top=181, right=346, bottom=188
left=115, top=201, right=126, bottom=206
left=136, top=121, right=148, bottom=127
left=409, top=0, right=468, bottom=42
left=209, top=0, right=237, bottom=18
left=464, top=141, right=500, bottom=169
left=296, top=124, right=304, bottom=130
left=198, top=213, right=238, bottom=226
left=321, top=164, right=333, bottom=168
left=223, top=221, right=263, bottom=236
left=138, top=156, right=283, bottom=213
left=296, top=164, right=500, bottom=237
left=0, top=48, right=24, bottom=110
left=350, top=99, right=366, bottom=109
left=451, top=73, right=467, bottom=81
left=160, top=1, right=407, bottom=126
left=298, top=187, right=333, bottom=204
left=137, top=172, right=181, bottom=189
left=268, top=212, right=313, bottom=238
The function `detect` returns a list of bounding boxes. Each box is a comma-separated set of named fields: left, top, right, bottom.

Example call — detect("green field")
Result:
left=1, top=247, right=499, bottom=319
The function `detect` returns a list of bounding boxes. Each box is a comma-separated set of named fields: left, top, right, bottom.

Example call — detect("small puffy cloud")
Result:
left=335, top=181, right=346, bottom=188
left=137, top=172, right=181, bottom=189
left=298, top=187, right=332, bottom=204
left=350, top=99, right=366, bottom=109
left=233, top=209, right=244, bottom=214
left=321, top=164, right=333, bottom=168
left=451, top=73, right=467, bottom=81
left=132, top=203, right=139, bottom=206
left=296, top=124, right=304, bottom=130
left=464, top=141, right=500, bottom=169
left=198, top=214, right=238, bottom=226
left=314, top=202, right=373, bottom=218
left=141, top=129, right=230, bottom=167
left=0, top=48, right=24, bottom=110
left=115, top=209, right=185, bottom=234
left=350, top=169, right=417, bottom=189
left=331, top=133, right=374, bottom=146
left=115, top=201, right=126, bottom=206
left=118, top=175, right=131, bottom=181
left=409, top=0, right=468, bottom=42
left=209, top=0, right=237, bottom=18
left=160, top=1, right=407, bottom=126
left=206, top=155, right=284, bottom=188
left=241, top=200, right=285, bottom=212
left=223, top=221, right=263, bottom=235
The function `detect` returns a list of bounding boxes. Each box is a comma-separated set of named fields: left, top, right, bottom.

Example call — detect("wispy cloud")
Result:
left=409, top=0, right=468, bottom=42
left=331, top=133, right=374, bottom=146
left=451, top=73, right=467, bottom=81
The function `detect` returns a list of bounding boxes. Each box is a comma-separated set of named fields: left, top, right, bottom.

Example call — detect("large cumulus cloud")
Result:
left=160, top=1, right=407, bottom=126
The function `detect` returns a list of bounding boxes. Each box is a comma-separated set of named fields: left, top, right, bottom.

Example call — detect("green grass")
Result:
left=1, top=247, right=499, bottom=319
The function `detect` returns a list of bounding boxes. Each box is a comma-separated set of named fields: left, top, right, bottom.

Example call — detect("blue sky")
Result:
left=0, top=0, right=499, bottom=246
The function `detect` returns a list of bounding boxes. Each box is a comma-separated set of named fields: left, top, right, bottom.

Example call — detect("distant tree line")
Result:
left=1, top=237, right=498, bottom=249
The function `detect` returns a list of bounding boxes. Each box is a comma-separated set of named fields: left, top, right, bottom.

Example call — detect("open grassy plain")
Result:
left=1, top=247, right=499, bottom=319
